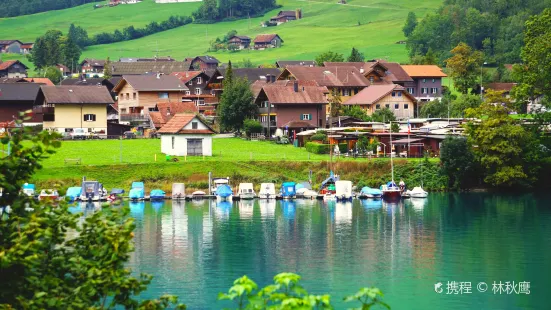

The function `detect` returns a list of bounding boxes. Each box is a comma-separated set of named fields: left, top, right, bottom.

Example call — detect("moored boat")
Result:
left=80, top=180, right=108, bottom=201
left=280, top=182, right=296, bottom=200
left=22, top=183, right=36, bottom=197
left=191, top=190, right=206, bottom=199
left=259, top=183, right=276, bottom=199
left=238, top=183, right=256, bottom=200
left=39, top=189, right=59, bottom=201
left=318, top=172, right=339, bottom=200
left=212, top=177, right=233, bottom=201
left=335, top=180, right=353, bottom=201
left=359, top=186, right=383, bottom=198
left=381, top=181, right=402, bottom=201
left=65, top=186, right=82, bottom=202
left=172, top=183, right=186, bottom=200
left=107, top=188, right=125, bottom=203
left=150, top=189, right=166, bottom=200
left=129, top=182, right=145, bottom=201
left=407, top=186, right=428, bottom=198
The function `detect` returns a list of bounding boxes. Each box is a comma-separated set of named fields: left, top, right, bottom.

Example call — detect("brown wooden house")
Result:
left=253, top=34, right=283, bottom=49
left=228, top=36, right=251, bottom=50
left=171, top=71, right=218, bottom=115
left=189, top=56, right=220, bottom=71
left=0, top=60, right=28, bottom=78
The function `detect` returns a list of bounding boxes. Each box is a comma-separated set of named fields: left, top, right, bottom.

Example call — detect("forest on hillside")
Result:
left=192, top=0, right=278, bottom=23
left=405, top=0, right=551, bottom=64
left=0, top=0, right=102, bottom=18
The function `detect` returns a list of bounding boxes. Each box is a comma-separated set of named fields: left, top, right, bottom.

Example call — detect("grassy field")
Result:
left=32, top=138, right=443, bottom=192
left=0, top=0, right=442, bottom=66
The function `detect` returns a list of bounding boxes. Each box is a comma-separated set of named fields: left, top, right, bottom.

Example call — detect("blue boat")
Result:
left=22, top=183, right=36, bottom=197
left=150, top=189, right=166, bottom=200
left=129, top=182, right=145, bottom=200
left=66, top=187, right=82, bottom=202
left=216, top=184, right=233, bottom=201
left=360, top=186, right=383, bottom=199
left=280, top=182, right=296, bottom=199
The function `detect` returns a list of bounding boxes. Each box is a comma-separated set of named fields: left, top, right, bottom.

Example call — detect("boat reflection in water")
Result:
left=361, top=198, right=383, bottom=210
left=335, top=201, right=353, bottom=225
left=382, top=199, right=404, bottom=214
left=152, top=200, right=165, bottom=212
left=69, top=201, right=101, bottom=215
left=215, top=201, right=232, bottom=219
left=295, top=198, right=317, bottom=207
left=407, top=197, right=428, bottom=211
left=281, top=200, right=296, bottom=219
left=259, top=199, right=276, bottom=219
left=129, top=201, right=146, bottom=219
left=238, top=199, right=254, bottom=219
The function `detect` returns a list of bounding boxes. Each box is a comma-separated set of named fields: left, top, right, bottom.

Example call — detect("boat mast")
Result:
left=390, top=121, right=394, bottom=183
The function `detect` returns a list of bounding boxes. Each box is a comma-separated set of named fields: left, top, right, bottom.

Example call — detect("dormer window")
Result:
left=197, top=77, right=202, bottom=84
left=192, top=122, right=198, bottom=129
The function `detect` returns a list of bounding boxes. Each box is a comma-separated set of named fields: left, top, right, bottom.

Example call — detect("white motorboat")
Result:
left=259, top=183, right=276, bottom=199
left=238, top=183, right=256, bottom=200
left=172, top=183, right=186, bottom=200
left=335, top=180, right=353, bottom=201
left=408, top=186, right=428, bottom=198
left=38, top=189, right=59, bottom=201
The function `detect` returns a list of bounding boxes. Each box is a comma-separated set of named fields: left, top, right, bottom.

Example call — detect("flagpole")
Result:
left=408, top=118, right=410, bottom=158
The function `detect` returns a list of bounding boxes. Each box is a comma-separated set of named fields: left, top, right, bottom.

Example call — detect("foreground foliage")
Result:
left=219, top=273, right=389, bottom=309
left=0, top=114, right=185, bottom=309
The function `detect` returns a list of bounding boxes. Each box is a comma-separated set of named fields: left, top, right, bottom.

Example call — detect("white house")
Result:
left=158, top=113, right=215, bottom=156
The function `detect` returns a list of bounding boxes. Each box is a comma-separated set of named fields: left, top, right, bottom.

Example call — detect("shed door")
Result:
left=187, top=139, right=203, bottom=156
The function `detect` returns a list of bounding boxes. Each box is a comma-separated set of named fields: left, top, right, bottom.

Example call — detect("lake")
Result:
left=84, top=194, right=551, bottom=309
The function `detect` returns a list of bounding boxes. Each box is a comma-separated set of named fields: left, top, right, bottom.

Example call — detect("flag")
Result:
left=407, top=119, right=411, bottom=134
left=338, top=116, right=341, bottom=127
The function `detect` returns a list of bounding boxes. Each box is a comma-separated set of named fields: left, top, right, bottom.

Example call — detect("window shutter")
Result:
left=309, top=114, right=312, bottom=120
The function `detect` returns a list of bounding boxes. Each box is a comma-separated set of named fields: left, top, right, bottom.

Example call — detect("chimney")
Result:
left=271, top=75, right=276, bottom=83
left=293, top=81, right=298, bottom=92
left=360, top=67, right=365, bottom=74
left=156, top=73, right=161, bottom=79
left=265, top=75, right=272, bottom=83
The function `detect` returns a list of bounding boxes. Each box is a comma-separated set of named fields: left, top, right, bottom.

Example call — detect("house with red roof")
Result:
left=401, top=65, right=447, bottom=102
left=253, top=34, right=283, bottom=49
left=343, top=84, right=417, bottom=119
left=148, top=102, right=198, bottom=129
left=158, top=113, right=216, bottom=156
left=0, top=60, right=28, bottom=78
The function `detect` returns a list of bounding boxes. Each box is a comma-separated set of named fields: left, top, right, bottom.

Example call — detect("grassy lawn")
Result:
left=0, top=0, right=442, bottom=65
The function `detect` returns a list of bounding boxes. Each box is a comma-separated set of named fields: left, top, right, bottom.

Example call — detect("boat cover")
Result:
left=23, top=184, right=36, bottom=190
left=361, top=186, right=383, bottom=195
left=150, top=189, right=166, bottom=198
left=111, top=188, right=125, bottom=195
left=216, top=184, right=233, bottom=198
left=281, top=182, right=296, bottom=197
left=129, top=188, right=145, bottom=199
left=321, top=171, right=340, bottom=188
left=131, top=182, right=144, bottom=189
left=66, top=187, right=82, bottom=199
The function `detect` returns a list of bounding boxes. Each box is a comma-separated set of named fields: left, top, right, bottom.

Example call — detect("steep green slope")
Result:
left=1, top=0, right=442, bottom=67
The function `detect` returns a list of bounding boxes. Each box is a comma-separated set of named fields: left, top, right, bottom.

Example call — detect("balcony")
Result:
left=260, top=121, right=277, bottom=127
left=120, top=113, right=150, bottom=122
left=259, top=106, right=277, bottom=114
left=33, top=106, right=54, bottom=114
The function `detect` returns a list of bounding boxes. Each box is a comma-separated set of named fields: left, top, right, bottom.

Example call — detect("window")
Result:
left=185, top=91, right=191, bottom=95
left=392, top=91, right=396, bottom=97
left=121, top=108, right=127, bottom=114
left=195, top=99, right=205, bottom=106
left=343, top=89, right=350, bottom=96
left=192, top=122, right=198, bottom=129
left=398, top=92, right=402, bottom=97
left=394, top=104, right=399, bottom=109
left=133, top=93, right=136, bottom=99
left=422, top=79, right=426, bottom=83
left=432, top=79, right=436, bottom=83
left=375, top=104, right=380, bottom=109
left=421, top=88, right=428, bottom=94
left=148, top=107, right=156, bottom=112
left=301, top=114, right=312, bottom=121
left=354, top=88, right=359, bottom=95
left=261, top=101, right=270, bottom=108
left=385, top=104, right=390, bottom=109
left=83, top=114, right=96, bottom=122
left=432, top=88, right=438, bottom=94
left=158, top=92, right=169, bottom=99
left=172, top=136, right=175, bottom=149
left=404, top=104, right=409, bottom=109
left=197, top=77, right=202, bottom=84
left=407, top=87, right=415, bottom=94
left=195, top=88, right=201, bottom=95
left=126, top=93, right=129, bottom=100
left=369, top=77, right=374, bottom=83
left=210, top=90, right=216, bottom=96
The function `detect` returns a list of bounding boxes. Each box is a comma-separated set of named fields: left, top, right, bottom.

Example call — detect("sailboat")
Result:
left=381, top=121, right=402, bottom=201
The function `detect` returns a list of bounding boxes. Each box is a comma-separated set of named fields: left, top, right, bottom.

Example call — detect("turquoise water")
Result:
left=105, top=194, right=550, bottom=309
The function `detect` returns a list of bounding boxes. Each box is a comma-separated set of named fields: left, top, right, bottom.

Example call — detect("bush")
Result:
left=309, top=132, right=327, bottom=143
left=243, top=119, right=262, bottom=137
left=305, top=142, right=347, bottom=154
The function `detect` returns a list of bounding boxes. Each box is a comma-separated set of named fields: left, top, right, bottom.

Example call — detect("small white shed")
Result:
left=158, top=113, right=215, bottom=156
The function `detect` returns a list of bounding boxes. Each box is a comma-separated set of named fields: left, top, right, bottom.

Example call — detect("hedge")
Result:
left=305, top=142, right=348, bottom=154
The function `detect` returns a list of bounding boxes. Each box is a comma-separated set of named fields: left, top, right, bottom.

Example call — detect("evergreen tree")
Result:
left=103, top=57, right=112, bottom=80
left=61, top=36, right=81, bottom=70
left=402, top=12, right=417, bottom=37
left=347, top=47, right=365, bottom=62
left=315, top=51, right=344, bottom=66
left=68, top=23, right=89, bottom=48
left=218, top=77, right=256, bottom=132
left=29, top=37, right=47, bottom=69
left=224, top=60, right=234, bottom=87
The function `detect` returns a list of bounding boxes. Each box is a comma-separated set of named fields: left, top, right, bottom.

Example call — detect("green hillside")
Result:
left=1, top=0, right=442, bottom=70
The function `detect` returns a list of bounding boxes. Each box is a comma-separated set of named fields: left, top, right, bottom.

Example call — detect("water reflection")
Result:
left=151, top=200, right=165, bottom=212
left=120, top=195, right=550, bottom=310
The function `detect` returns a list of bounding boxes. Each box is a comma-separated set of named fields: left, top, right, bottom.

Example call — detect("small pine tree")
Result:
left=103, top=57, right=112, bottom=79
left=347, top=47, right=364, bottom=62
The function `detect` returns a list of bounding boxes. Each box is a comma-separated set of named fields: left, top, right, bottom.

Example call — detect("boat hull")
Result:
left=239, top=193, right=256, bottom=200
left=382, top=190, right=402, bottom=201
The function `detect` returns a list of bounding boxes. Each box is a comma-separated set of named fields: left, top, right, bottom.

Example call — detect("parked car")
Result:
left=70, top=128, right=87, bottom=140
left=124, top=131, right=136, bottom=139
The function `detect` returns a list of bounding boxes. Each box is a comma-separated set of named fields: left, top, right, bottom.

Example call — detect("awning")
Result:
left=391, top=138, right=425, bottom=144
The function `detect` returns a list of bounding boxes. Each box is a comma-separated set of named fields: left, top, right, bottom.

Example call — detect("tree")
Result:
left=315, top=51, right=344, bottom=66
left=440, top=136, right=477, bottom=189
left=68, top=23, right=89, bottom=48
left=103, top=57, right=112, bottom=80
left=218, top=77, right=256, bottom=132
left=450, top=94, right=482, bottom=118
left=329, top=89, right=342, bottom=118
left=424, top=47, right=437, bottom=65
left=0, top=113, right=185, bottom=309
left=465, top=90, right=542, bottom=187
left=30, top=30, right=63, bottom=69
left=28, top=37, right=47, bottom=69
left=419, top=98, right=448, bottom=118
left=237, top=59, right=254, bottom=68
left=61, top=35, right=81, bottom=70
left=192, top=0, right=219, bottom=21
left=243, top=119, right=263, bottom=137
left=446, top=42, right=484, bottom=94
left=43, top=66, right=63, bottom=84
left=347, top=47, right=364, bottom=62
left=342, top=105, right=371, bottom=121
left=224, top=60, right=234, bottom=87
left=391, top=122, right=400, bottom=133
left=402, top=12, right=417, bottom=37
left=512, top=8, right=551, bottom=107
left=371, top=108, right=396, bottom=123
